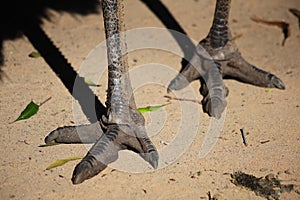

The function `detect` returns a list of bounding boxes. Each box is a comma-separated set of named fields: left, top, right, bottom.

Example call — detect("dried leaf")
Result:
left=232, top=33, right=243, bottom=41
left=251, top=16, right=290, bottom=46
left=38, top=140, right=59, bottom=147
left=28, top=51, right=41, bottom=58
left=46, top=156, right=83, bottom=170
left=289, top=8, right=300, bottom=29
left=138, top=103, right=170, bottom=113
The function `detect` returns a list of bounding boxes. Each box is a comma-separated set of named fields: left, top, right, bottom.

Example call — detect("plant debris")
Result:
left=84, top=77, right=101, bottom=87
left=138, top=103, right=170, bottom=113
left=207, top=191, right=218, bottom=200
left=38, top=140, right=59, bottom=147
left=260, top=140, right=270, bottom=144
left=231, top=171, right=294, bottom=200
left=164, top=95, right=202, bottom=105
left=190, top=170, right=201, bottom=179
left=250, top=16, right=290, bottom=46
left=265, top=89, right=273, bottom=93
left=232, top=33, right=243, bottom=41
left=10, top=97, right=51, bottom=124
left=46, top=156, right=83, bottom=170
left=240, top=128, right=247, bottom=146
left=289, top=8, right=300, bottom=29
left=28, top=51, right=41, bottom=58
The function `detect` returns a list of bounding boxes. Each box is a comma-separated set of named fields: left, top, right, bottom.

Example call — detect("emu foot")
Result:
left=168, top=43, right=228, bottom=119
left=45, top=110, right=158, bottom=184
left=168, top=35, right=285, bottom=118
left=72, top=123, right=158, bottom=184
left=203, top=37, right=286, bottom=90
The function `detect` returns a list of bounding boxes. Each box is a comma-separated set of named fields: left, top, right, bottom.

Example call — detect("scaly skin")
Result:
left=46, top=0, right=158, bottom=185
left=71, top=0, right=158, bottom=184
left=168, top=0, right=285, bottom=117
left=45, top=0, right=285, bottom=184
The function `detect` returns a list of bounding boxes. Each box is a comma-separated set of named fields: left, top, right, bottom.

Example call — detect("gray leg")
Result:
left=45, top=0, right=158, bottom=185
left=168, top=0, right=285, bottom=117
left=71, top=0, right=158, bottom=184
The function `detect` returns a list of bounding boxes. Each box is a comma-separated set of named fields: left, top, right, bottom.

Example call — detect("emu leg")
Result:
left=168, top=0, right=285, bottom=117
left=45, top=0, right=158, bottom=185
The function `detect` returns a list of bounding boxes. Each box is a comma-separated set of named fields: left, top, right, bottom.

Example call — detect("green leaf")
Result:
left=11, top=101, right=39, bottom=123
left=138, top=103, right=170, bottom=113
left=84, top=77, right=100, bottom=87
left=265, top=89, right=273, bottom=93
left=28, top=51, right=41, bottom=58
left=10, top=97, right=51, bottom=124
left=46, top=156, right=83, bottom=170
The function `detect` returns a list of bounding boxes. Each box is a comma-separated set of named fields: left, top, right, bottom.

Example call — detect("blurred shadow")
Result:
left=23, top=24, right=106, bottom=123
left=0, top=0, right=106, bottom=123
left=0, top=0, right=101, bottom=66
left=141, top=0, right=196, bottom=71
left=1, top=0, right=198, bottom=123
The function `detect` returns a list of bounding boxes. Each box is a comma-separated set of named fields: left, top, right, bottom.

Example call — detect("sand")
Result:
left=0, top=0, right=299, bottom=199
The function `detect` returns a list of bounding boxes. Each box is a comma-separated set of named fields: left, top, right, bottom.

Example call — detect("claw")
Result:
left=167, top=74, right=190, bottom=93
left=72, top=156, right=106, bottom=184
left=210, top=97, right=227, bottom=119
left=202, top=96, right=226, bottom=119
left=45, top=123, right=103, bottom=144
left=45, top=129, right=60, bottom=144
left=69, top=123, right=158, bottom=184
left=147, top=150, right=159, bottom=169
left=268, top=74, right=285, bottom=89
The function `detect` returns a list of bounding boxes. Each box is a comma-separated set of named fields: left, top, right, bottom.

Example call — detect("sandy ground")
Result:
left=1, top=0, right=300, bottom=199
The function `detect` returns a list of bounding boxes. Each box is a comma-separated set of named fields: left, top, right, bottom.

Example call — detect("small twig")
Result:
left=208, top=191, right=212, bottom=200
left=261, top=102, right=274, bottom=105
left=207, top=191, right=218, bottom=200
left=240, top=128, right=247, bottom=146
left=164, top=95, right=202, bottom=105
left=38, top=96, right=52, bottom=107
left=260, top=140, right=270, bottom=144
